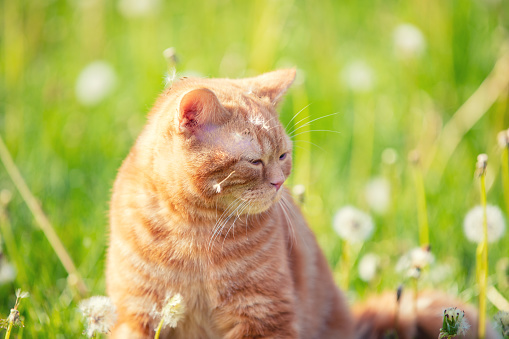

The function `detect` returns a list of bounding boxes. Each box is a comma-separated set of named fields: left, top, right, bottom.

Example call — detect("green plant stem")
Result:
left=154, top=318, right=164, bottom=339
left=413, top=165, right=429, bottom=246
left=0, top=134, right=88, bottom=296
left=340, top=240, right=350, bottom=290
left=4, top=321, right=13, bottom=339
left=477, top=173, right=488, bottom=339
left=501, top=147, right=509, bottom=215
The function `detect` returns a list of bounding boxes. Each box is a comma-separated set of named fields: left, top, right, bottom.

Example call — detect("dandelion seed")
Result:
left=164, top=68, right=177, bottom=87
left=439, top=307, right=470, bottom=338
left=152, top=293, right=185, bottom=335
left=341, top=60, right=375, bottom=93
left=494, top=311, right=509, bottom=338
left=332, top=206, right=374, bottom=243
left=117, top=0, right=160, bottom=18
left=79, top=296, right=117, bottom=338
left=358, top=253, right=380, bottom=282
left=463, top=205, right=506, bottom=243
left=163, top=47, right=179, bottom=65
left=393, top=23, right=426, bottom=59
left=75, top=61, right=117, bottom=106
left=364, top=177, right=391, bottom=214
left=213, top=171, right=236, bottom=194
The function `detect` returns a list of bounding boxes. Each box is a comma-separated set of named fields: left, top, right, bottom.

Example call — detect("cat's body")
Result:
left=106, top=69, right=498, bottom=339
left=106, top=70, right=353, bottom=338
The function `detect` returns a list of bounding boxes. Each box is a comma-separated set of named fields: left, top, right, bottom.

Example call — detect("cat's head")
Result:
left=141, top=69, right=296, bottom=215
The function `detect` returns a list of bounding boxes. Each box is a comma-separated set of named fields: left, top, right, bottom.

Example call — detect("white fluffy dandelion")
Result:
left=332, top=206, right=374, bottom=243
left=396, top=246, right=434, bottom=275
left=152, top=293, right=186, bottom=331
left=75, top=61, right=117, bottom=106
left=364, top=177, right=391, bottom=214
left=463, top=205, right=506, bottom=243
left=117, top=0, right=160, bottom=18
left=341, top=61, right=375, bottom=93
left=358, top=253, right=380, bottom=282
left=393, top=23, right=426, bottom=59
left=498, top=130, right=509, bottom=148
left=79, top=296, right=117, bottom=338
left=494, top=311, right=509, bottom=338
left=0, top=259, right=16, bottom=285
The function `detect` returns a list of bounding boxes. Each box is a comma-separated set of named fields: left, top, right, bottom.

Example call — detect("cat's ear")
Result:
left=178, top=88, right=229, bottom=135
left=242, top=69, right=296, bottom=106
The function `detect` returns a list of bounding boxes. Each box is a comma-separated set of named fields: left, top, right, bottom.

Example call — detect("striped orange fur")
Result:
left=106, top=69, right=497, bottom=339
left=106, top=69, right=353, bottom=338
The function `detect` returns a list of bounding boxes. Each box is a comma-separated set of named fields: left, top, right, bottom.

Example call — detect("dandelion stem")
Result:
left=410, top=151, right=429, bottom=247
left=340, top=240, right=350, bottom=290
left=0, top=134, right=88, bottom=296
left=477, top=158, right=489, bottom=339
left=501, top=146, right=509, bottom=215
left=154, top=318, right=164, bottom=339
left=4, top=321, right=13, bottom=339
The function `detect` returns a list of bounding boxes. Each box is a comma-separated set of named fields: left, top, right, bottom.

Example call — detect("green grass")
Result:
left=1, top=0, right=509, bottom=337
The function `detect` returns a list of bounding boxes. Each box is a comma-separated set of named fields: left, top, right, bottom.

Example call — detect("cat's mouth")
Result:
left=237, top=187, right=283, bottom=215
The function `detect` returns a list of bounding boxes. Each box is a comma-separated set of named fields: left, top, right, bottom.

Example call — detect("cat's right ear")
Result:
left=178, top=88, right=229, bottom=135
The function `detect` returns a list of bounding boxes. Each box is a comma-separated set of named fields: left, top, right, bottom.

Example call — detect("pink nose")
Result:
left=271, top=181, right=283, bottom=191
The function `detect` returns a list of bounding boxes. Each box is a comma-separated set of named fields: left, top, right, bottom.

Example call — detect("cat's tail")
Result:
left=353, top=289, right=500, bottom=339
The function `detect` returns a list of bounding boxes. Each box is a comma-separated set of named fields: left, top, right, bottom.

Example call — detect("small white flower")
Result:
left=463, top=205, right=506, bottom=243
left=152, top=293, right=185, bottom=330
left=439, top=307, right=470, bottom=338
left=79, top=296, right=117, bottom=338
left=332, top=206, right=374, bottom=243
left=396, top=246, right=434, bottom=275
left=364, top=177, right=391, bottom=214
left=117, top=0, right=160, bottom=18
left=75, top=61, right=116, bottom=106
left=341, top=61, right=375, bottom=93
left=393, top=24, right=426, bottom=59
left=358, top=253, right=380, bottom=282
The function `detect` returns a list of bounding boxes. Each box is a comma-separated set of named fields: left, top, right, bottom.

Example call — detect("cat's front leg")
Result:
left=213, top=288, right=299, bottom=339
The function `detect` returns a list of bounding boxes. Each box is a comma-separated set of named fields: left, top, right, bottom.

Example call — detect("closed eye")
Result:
left=249, top=159, right=263, bottom=166
left=279, top=153, right=288, bottom=160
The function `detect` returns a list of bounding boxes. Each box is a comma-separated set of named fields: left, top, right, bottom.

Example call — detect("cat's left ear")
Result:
left=241, top=69, right=296, bottom=106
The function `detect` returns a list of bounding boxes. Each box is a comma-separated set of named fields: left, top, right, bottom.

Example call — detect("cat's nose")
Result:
left=271, top=181, right=284, bottom=191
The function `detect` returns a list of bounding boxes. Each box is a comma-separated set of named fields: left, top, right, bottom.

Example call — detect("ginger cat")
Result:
left=106, top=69, right=353, bottom=338
left=106, top=69, right=498, bottom=339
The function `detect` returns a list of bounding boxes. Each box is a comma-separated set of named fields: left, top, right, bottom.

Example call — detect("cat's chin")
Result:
left=242, top=191, right=283, bottom=215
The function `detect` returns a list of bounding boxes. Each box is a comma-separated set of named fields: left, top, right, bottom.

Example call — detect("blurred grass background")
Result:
left=1, top=0, right=509, bottom=337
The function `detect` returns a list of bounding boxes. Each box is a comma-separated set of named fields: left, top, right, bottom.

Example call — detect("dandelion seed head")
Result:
left=75, top=61, right=116, bottom=106
left=393, top=24, right=426, bottom=59
left=79, top=296, right=117, bottom=338
left=332, top=206, right=374, bottom=243
left=396, top=246, right=434, bottom=275
left=117, top=0, right=160, bottom=18
left=494, top=311, right=509, bottom=338
left=341, top=61, right=375, bottom=93
left=463, top=205, right=506, bottom=243
left=358, top=253, right=380, bottom=282
left=0, top=189, right=12, bottom=206
left=382, top=148, right=398, bottom=165
left=364, top=177, right=391, bottom=214
left=439, top=307, right=470, bottom=338
left=0, top=259, right=16, bottom=285
left=498, top=130, right=509, bottom=148
left=151, top=293, right=186, bottom=330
